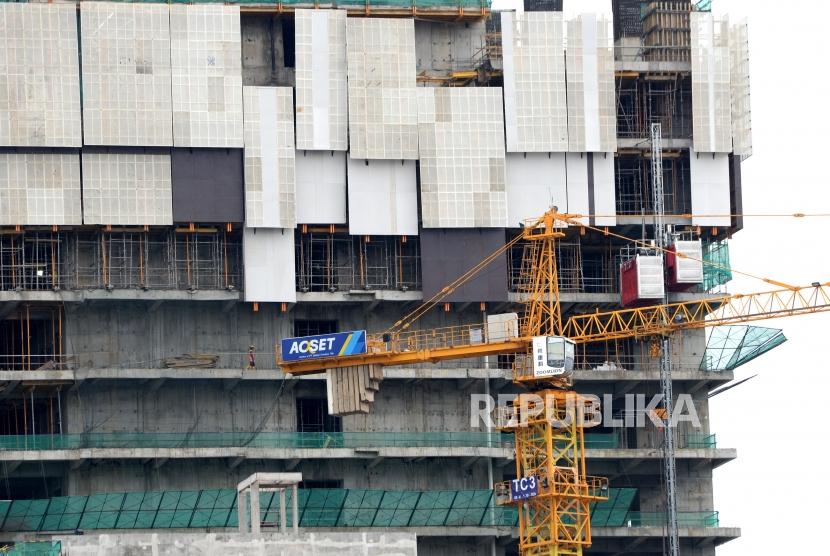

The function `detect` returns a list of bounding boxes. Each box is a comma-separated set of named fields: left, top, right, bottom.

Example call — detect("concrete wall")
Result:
left=58, top=532, right=416, bottom=556
left=241, top=14, right=294, bottom=87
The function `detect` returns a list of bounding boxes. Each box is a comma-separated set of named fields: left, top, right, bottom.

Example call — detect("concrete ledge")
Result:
left=615, top=60, right=691, bottom=73
left=0, top=446, right=513, bottom=463
left=594, top=526, right=740, bottom=542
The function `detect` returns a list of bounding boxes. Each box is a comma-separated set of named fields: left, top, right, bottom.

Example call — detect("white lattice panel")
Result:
left=347, top=158, right=418, bottom=236
left=418, top=88, right=507, bottom=228
left=0, top=4, right=81, bottom=147
left=691, top=12, right=732, bottom=153
left=730, top=20, right=752, bottom=158
left=82, top=152, right=172, bottom=225
left=243, top=86, right=295, bottom=228
left=690, top=149, right=730, bottom=227
left=243, top=227, right=296, bottom=303
left=295, top=9, right=347, bottom=151
left=81, top=2, right=172, bottom=146
left=170, top=5, right=243, bottom=147
left=0, top=153, right=81, bottom=225
left=347, top=18, right=418, bottom=160
left=295, top=150, right=347, bottom=224
left=501, top=12, right=567, bottom=152
left=566, top=13, right=616, bottom=153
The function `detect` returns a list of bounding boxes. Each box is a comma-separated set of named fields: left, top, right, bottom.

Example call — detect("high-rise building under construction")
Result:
left=0, top=1, right=767, bottom=554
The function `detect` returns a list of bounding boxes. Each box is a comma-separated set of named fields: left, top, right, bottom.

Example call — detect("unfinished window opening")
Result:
left=616, top=74, right=692, bottom=139
left=295, top=398, right=341, bottom=433
left=295, top=232, right=422, bottom=292
left=293, top=319, right=337, bottom=338
left=615, top=153, right=691, bottom=216
left=0, top=388, right=62, bottom=436
left=0, top=232, right=66, bottom=291
left=0, top=305, right=65, bottom=371
left=281, top=17, right=295, bottom=68
left=574, top=338, right=636, bottom=372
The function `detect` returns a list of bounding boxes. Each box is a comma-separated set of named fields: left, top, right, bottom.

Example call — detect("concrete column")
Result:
left=250, top=482, right=261, bottom=534
left=237, top=490, right=247, bottom=533
left=279, top=488, right=287, bottom=532
left=292, top=484, right=299, bottom=533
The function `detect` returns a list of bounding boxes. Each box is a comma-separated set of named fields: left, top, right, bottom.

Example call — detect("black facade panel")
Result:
left=523, top=0, right=562, bottom=12
left=728, top=154, right=744, bottom=233
left=171, top=148, right=244, bottom=223
left=420, top=228, right=509, bottom=303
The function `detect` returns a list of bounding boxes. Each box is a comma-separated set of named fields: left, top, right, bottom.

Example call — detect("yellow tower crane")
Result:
left=278, top=208, right=830, bottom=556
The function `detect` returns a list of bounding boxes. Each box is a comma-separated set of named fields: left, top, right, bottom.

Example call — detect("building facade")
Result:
left=0, top=1, right=752, bottom=554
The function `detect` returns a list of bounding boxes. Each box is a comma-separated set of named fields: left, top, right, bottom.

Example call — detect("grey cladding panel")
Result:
left=420, top=228, right=508, bottom=303
left=171, top=149, right=244, bottom=223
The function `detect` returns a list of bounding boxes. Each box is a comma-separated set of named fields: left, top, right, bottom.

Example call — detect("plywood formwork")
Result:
left=691, top=11, right=732, bottom=153
left=346, top=17, right=418, bottom=160
left=566, top=12, right=617, bottom=152
left=0, top=4, right=81, bottom=147
left=81, top=152, right=173, bottom=226
left=0, top=153, right=82, bottom=226
left=501, top=11, right=568, bottom=152
left=80, top=2, right=172, bottom=146
left=295, top=9, right=348, bottom=151
left=170, top=5, right=243, bottom=148
left=417, top=87, right=507, bottom=228
left=243, top=86, right=296, bottom=228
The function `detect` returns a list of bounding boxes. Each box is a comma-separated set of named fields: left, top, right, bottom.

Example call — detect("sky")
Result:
left=491, top=1, right=830, bottom=553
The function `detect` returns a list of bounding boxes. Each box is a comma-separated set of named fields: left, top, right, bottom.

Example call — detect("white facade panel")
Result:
left=346, top=159, right=418, bottom=236
left=673, top=240, right=704, bottom=284
left=566, top=13, right=616, bottom=152
left=0, top=4, right=81, bottom=147
left=81, top=2, right=172, bottom=146
left=170, top=5, right=243, bottom=148
left=82, top=152, right=173, bottom=226
left=243, top=227, right=296, bottom=303
left=730, top=20, right=752, bottom=158
left=243, top=86, right=295, bottom=228
left=0, top=153, right=82, bottom=225
left=566, top=153, right=589, bottom=225
left=689, top=149, right=731, bottom=227
left=501, top=12, right=567, bottom=152
left=691, top=12, right=732, bottom=153
left=295, top=9, right=347, bottom=151
left=418, top=88, right=507, bottom=228
left=592, top=153, right=616, bottom=226
left=505, top=153, right=567, bottom=226
left=295, top=151, right=347, bottom=224
left=347, top=18, right=418, bottom=160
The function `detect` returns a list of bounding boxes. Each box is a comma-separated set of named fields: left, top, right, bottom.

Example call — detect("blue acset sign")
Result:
left=281, top=330, right=367, bottom=362
left=510, top=476, right=539, bottom=501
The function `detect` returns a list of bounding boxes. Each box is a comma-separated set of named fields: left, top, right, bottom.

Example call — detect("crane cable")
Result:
left=385, top=211, right=828, bottom=335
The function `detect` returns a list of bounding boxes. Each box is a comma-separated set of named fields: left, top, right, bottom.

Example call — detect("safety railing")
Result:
left=624, top=511, right=720, bottom=528
left=0, top=431, right=512, bottom=451
left=680, top=432, right=717, bottom=449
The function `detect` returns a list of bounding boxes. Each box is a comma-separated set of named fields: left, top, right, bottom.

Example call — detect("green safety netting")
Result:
left=0, top=431, right=627, bottom=452
left=701, top=325, right=786, bottom=371
left=1, top=541, right=61, bottom=556
left=0, top=431, right=510, bottom=452
left=0, top=0, right=491, bottom=8
left=0, top=488, right=643, bottom=532
left=702, top=239, right=732, bottom=291
left=682, top=432, right=717, bottom=448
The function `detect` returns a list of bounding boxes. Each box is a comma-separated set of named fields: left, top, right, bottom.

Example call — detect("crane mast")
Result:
left=651, top=122, right=680, bottom=556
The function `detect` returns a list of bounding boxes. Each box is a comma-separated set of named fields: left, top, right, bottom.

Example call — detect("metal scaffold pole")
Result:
left=651, top=123, right=680, bottom=556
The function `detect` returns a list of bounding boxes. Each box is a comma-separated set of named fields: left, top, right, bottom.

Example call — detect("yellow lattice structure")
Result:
left=495, top=390, right=608, bottom=556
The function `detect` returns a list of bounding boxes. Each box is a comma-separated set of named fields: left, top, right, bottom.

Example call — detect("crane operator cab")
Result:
left=531, top=336, right=576, bottom=378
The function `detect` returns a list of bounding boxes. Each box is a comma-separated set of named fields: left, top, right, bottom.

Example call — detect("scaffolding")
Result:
left=68, top=229, right=243, bottom=291
left=616, top=153, right=691, bottom=216
left=295, top=232, right=421, bottom=293
left=616, top=74, right=692, bottom=139
left=0, top=232, right=66, bottom=291
left=0, top=304, right=66, bottom=371
left=642, top=2, right=694, bottom=62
